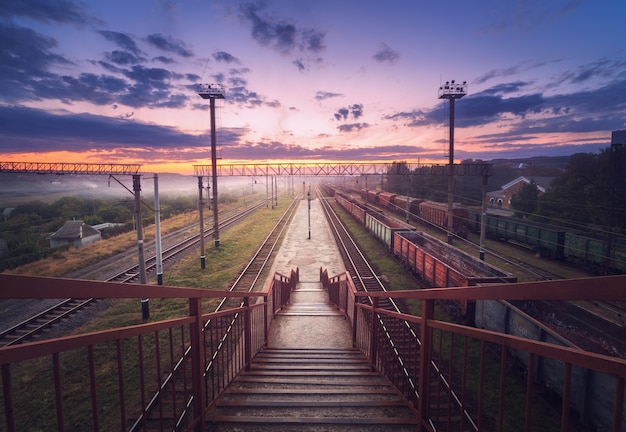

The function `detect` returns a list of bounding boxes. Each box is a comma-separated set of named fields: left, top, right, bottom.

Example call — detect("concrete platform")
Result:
left=266, top=198, right=352, bottom=349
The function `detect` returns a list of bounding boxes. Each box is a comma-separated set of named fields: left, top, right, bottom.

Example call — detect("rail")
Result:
left=0, top=200, right=269, bottom=347
left=0, top=270, right=298, bottom=432
left=322, top=271, right=626, bottom=432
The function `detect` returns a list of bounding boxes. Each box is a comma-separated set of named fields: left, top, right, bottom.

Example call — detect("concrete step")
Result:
left=275, top=302, right=344, bottom=316
left=206, top=347, right=419, bottom=431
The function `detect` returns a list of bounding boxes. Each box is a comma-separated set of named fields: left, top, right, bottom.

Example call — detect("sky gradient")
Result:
left=0, top=0, right=625, bottom=174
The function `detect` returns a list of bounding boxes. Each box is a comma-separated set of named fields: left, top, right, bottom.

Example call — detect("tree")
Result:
left=536, top=147, right=626, bottom=233
left=511, top=180, right=539, bottom=218
left=385, top=161, right=411, bottom=193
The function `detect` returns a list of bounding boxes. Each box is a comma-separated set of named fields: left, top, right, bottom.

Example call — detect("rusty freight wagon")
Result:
left=418, top=200, right=469, bottom=237
left=393, top=230, right=517, bottom=314
left=335, top=192, right=367, bottom=225
left=377, top=191, right=397, bottom=208
left=366, top=190, right=379, bottom=204
left=390, top=194, right=423, bottom=220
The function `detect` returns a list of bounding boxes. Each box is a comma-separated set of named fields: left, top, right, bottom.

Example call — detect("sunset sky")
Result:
left=1, top=0, right=625, bottom=175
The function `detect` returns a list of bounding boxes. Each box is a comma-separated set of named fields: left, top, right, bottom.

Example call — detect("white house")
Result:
left=49, top=220, right=101, bottom=248
left=487, top=176, right=554, bottom=209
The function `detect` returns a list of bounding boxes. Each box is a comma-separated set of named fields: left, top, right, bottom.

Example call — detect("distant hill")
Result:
left=488, top=155, right=570, bottom=171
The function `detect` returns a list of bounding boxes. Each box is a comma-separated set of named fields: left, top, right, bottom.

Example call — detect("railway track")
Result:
left=319, top=188, right=479, bottom=432
left=464, top=236, right=626, bottom=356
left=217, top=195, right=299, bottom=311
left=0, top=200, right=268, bottom=347
left=395, top=203, right=626, bottom=357
left=319, top=191, right=398, bottom=310
left=128, top=196, right=300, bottom=432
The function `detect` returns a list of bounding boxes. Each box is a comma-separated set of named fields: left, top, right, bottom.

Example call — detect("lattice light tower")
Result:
left=198, top=84, right=225, bottom=252
left=438, top=80, right=467, bottom=244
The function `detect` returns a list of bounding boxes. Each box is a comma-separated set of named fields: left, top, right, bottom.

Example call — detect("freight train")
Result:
left=323, top=183, right=516, bottom=292
left=326, top=184, right=626, bottom=274
left=321, top=182, right=625, bottom=431
left=466, top=210, right=626, bottom=274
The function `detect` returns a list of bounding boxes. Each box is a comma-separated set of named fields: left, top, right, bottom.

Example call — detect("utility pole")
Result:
left=480, top=174, right=488, bottom=261
left=266, top=172, right=269, bottom=208
left=307, top=185, right=311, bottom=240
left=133, top=174, right=149, bottom=320
left=438, top=80, right=467, bottom=244
left=154, top=174, right=163, bottom=284
left=198, top=176, right=205, bottom=269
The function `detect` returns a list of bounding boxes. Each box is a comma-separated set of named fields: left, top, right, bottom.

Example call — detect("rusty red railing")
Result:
left=0, top=269, right=298, bottom=432
left=323, top=271, right=626, bottom=432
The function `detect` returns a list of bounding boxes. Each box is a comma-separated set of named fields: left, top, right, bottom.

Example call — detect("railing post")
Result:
left=189, top=298, right=206, bottom=431
left=352, top=291, right=358, bottom=346
left=263, top=295, right=269, bottom=346
left=244, top=297, right=252, bottom=371
left=271, top=278, right=277, bottom=313
left=2, top=364, right=15, bottom=432
left=344, top=279, right=349, bottom=315
left=370, top=297, right=378, bottom=370
left=417, top=299, right=434, bottom=431
left=612, top=377, right=625, bottom=432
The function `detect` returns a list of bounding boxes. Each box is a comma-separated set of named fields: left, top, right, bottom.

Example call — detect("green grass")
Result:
left=1, top=198, right=293, bottom=432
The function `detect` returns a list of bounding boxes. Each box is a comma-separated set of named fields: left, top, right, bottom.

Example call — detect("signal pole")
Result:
left=438, top=80, right=467, bottom=244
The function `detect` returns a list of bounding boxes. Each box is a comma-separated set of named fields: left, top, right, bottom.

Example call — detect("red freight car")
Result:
left=418, top=200, right=468, bottom=237
left=335, top=192, right=366, bottom=225
left=393, top=230, right=516, bottom=314
left=377, top=192, right=397, bottom=208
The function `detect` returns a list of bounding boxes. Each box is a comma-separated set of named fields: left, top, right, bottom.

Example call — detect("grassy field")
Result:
left=1, top=198, right=293, bottom=432
left=5, top=211, right=200, bottom=278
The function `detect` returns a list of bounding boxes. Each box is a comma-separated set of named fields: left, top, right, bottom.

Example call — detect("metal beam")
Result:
left=0, top=162, right=141, bottom=175
left=194, top=162, right=492, bottom=177
left=412, top=163, right=493, bottom=177
left=194, top=162, right=391, bottom=177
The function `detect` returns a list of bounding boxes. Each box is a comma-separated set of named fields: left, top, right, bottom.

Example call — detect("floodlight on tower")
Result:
left=438, top=79, right=467, bottom=244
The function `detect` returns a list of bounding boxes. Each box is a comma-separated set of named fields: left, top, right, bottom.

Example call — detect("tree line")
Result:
left=384, top=145, right=626, bottom=235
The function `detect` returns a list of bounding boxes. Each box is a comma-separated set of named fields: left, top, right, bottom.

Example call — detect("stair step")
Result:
left=258, top=347, right=360, bottom=354
left=223, top=388, right=399, bottom=395
left=208, top=415, right=419, bottom=425
left=216, top=400, right=408, bottom=408
left=276, top=302, right=343, bottom=316
left=241, top=370, right=379, bottom=377
left=206, top=347, right=418, bottom=430
left=211, top=406, right=417, bottom=420
left=248, top=362, right=372, bottom=369
left=233, top=376, right=390, bottom=387
left=252, top=356, right=367, bottom=364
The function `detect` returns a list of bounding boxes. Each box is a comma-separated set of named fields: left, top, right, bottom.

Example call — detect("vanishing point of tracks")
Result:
left=0, top=200, right=271, bottom=347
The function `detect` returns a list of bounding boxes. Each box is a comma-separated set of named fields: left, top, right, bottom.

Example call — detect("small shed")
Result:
left=49, top=220, right=101, bottom=248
